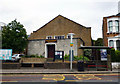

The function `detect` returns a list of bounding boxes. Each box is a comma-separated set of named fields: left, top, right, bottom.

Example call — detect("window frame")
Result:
left=109, top=40, right=114, bottom=47
left=116, top=40, right=120, bottom=50
left=67, top=35, right=71, bottom=39
left=46, top=36, right=52, bottom=39
left=54, top=35, right=65, bottom=39
left=108, top=20, right=113, bottom=33
left=115, top=20, right=119, bottom=33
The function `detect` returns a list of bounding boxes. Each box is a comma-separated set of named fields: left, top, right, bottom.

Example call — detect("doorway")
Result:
left=47, top=45, right=55, bottom=58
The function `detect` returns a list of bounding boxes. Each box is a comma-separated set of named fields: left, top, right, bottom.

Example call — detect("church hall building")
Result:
left=27, top=15, right=92, bottom=58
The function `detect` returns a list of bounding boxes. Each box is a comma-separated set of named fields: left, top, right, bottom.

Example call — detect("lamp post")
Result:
left=68, top=32, right=74, bottom=71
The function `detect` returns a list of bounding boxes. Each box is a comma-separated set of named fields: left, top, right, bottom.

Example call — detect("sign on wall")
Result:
left=45, top=40, right=57, bottom=43
left=100, top=49, right=107, bottom=61
left=0, top=49, right=12, bottom=60
left=53, top=51, right=64, bottom=62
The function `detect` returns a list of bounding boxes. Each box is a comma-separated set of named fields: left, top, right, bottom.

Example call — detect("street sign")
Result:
left=0, top=49, right=12, bottom=60
left=70, top=43, right=73, bottom=47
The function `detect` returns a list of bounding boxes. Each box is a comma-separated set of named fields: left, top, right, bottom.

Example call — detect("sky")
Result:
left=0, top=0, right=120, bottom=40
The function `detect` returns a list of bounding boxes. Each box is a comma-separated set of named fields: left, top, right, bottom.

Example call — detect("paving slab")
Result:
left=1, top=68, right=120, bottom=74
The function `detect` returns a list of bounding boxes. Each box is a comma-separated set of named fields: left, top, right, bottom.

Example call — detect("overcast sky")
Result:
left=0, top=0, right=120, bottom=40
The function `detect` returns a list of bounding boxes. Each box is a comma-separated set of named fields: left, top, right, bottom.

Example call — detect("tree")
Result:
left=95, top=38, right=103, bottom=46
left=2, top=19, right=28, bottom=53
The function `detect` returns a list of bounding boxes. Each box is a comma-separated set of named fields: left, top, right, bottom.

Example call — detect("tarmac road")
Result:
left=1, top=73, right=120, bottom=84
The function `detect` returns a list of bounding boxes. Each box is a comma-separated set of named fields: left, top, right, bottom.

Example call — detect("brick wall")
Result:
left=103, top=16, right=120, bottom=46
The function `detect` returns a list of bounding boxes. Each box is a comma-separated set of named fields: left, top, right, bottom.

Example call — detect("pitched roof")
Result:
left=116, top=13, right=120, bottom=16
left=104, top=13, right=120, bottom=18
left=34, top=15, right=89, bottom=32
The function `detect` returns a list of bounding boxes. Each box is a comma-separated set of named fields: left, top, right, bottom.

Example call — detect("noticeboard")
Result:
left=100, top=49, right=107, bottom=61
left=53, top=51, right=64, bottom=62
left=0, top=49, right=12, bottom=60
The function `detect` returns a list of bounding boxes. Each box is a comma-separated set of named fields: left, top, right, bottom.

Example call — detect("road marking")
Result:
left=74, top=74, right=102, bottom=80
left=42, top=74, right=65, bottom=81
left=0, top=81, right=18, bottom=82
left=65, top=80, right=82, bottom=82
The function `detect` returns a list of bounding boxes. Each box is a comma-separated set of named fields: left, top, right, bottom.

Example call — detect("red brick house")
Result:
left=103, top=13, right=120, bottom=50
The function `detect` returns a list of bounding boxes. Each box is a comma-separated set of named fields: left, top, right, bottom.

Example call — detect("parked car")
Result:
left=12, top=54, right=24, bottom=61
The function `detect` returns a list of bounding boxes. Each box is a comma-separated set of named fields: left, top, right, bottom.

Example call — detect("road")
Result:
left=1, top=73, right=120, bottom=84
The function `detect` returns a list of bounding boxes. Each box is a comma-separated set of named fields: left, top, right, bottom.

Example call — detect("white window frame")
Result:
left=107, top=17, right=120, bottom=33
left=54, top=35, right=65, bottom=39
left=115, top=20, right=119, bottom=32
left=46, top=36, right=52, bottom=39
left=109, top=40, right=114, bottom=47
left=67, top=35, right=71, bottom=39
left=108, top=20, right=113, bottom=33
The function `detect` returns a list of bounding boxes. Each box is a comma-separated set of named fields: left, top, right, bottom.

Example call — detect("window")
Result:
left=115, top=20, right=119, bottom=32
left=109, top=40, right=114, bottom=47
left=108, top=21, right=113, bottom=33
left=67, top=35, right=71, bottom=39
left=46, top=36, right=52, bottom=39
left=116, top=40, right=120, bottom=50
left=54, top=36, right=64, bottom=39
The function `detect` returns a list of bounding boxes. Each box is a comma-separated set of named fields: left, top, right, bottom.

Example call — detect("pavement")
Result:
left=1, top=68, right=120, bottom=74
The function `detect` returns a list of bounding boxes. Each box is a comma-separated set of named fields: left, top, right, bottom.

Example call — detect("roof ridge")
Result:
left=34, top=15, right=88, bottom=33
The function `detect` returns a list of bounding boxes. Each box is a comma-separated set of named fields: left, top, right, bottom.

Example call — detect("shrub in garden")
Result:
left=111, top=48, right=120, bottom=62
left=115, top=50, right=120, bottom=62
left=64, top=54, right=69, bottom=60
left=111, top=48, right=116, bottom=62
left=74, top=56, right=90, bottom=61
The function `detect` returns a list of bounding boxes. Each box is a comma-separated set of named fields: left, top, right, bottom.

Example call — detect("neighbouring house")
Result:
left=27, top=15, right=92, bottom=58
left=103, top=13, right=120, bottom=50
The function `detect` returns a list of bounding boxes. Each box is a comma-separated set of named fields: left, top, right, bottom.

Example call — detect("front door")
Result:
left=47, top=45, right=55, bottom=58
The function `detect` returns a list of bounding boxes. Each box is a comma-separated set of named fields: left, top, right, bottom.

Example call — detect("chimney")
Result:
left=118, top=1, right=120, bottom=13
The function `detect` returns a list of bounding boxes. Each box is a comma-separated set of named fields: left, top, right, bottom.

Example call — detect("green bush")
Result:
left=115, top=50, right=120, bottom=62
left=74, top=56, right=90, bottom=61
left=64, top=55, right=90, bottom=61
left=111, top=48, right=116, bottom=62
left=21, top=55, right=30, bottom=58
left=22, top=54, right=44, bottom=58
left=64, top=54, right=69, bottom=60
left=39, top=55, right=44, bottom=58
left=84, top=49, right=92, bottom=58
left=111, top=48, right=120, bottom=62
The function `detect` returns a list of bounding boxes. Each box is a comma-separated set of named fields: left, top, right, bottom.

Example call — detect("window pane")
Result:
left=109, top=21, right=113, bottom=26
left=115, top=20, right=119, bottom=32
left=54, top=36, right=64, bottom=39
left=61, top=36, right=64, bottom=39
left=55, top=36, right=57, bottom=39
left=109, top=40, right=114, bottom=47
left=109, top=27, right=113, bottom=32
left=47, top=36, right=52, bottom=39
left=115, top=20, right=119, bottom=26
left=116, top=40, right=120, bottom=50
left=108, top=21, right=113, bottom=32
left=116, top=26, right=119, bottom=32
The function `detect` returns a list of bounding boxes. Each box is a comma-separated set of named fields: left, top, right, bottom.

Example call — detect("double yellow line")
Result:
left=42, top=74, right=65, bottom=81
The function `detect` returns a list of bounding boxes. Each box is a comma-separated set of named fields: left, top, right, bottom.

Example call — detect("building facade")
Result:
left=103, top=13, right=120, bottom=50
left=28, top=15, right=92, bottom=58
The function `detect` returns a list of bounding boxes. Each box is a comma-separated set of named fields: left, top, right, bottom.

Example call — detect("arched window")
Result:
left=109, top=40, right=114, bottom=47
left=108, top=21, right=113, bottom=33
left=115, top=20, right=119, bottom=32
left=116, top=40, right=120, bottom=50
